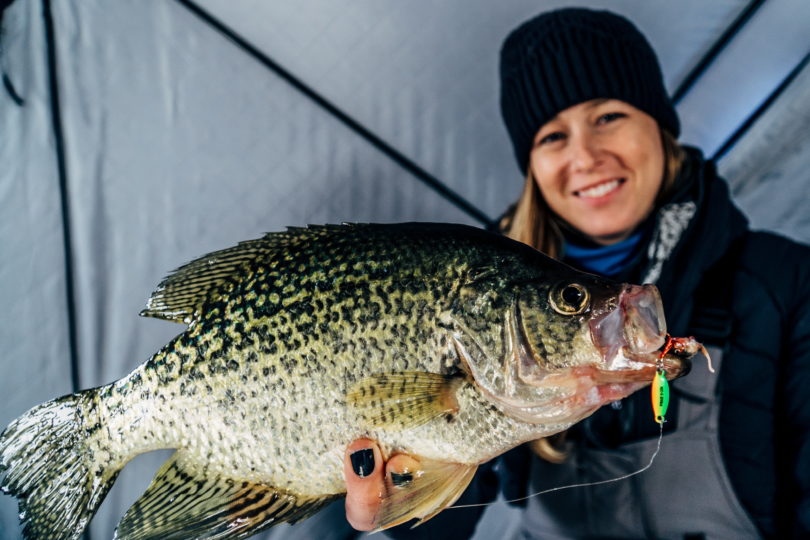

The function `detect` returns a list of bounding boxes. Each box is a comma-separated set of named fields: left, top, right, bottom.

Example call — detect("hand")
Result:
left=343, top=439, right=422, bottom=531
left=343, top=439, right=385, bottom=531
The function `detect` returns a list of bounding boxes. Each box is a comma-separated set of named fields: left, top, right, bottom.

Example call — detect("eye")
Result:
left=596, top=112, right=626, bottom=125
left=537, top=131, right=565, bottom=146
left=550, top=282, right=590, bottom=315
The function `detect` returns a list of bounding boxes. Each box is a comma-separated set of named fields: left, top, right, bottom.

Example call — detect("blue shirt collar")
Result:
left=562, top=230, right=645, bottom=277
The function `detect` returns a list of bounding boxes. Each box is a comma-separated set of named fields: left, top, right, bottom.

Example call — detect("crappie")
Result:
left=0, top=223, right=697, bottom=539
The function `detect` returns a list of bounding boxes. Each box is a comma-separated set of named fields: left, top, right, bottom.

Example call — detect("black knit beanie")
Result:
left=500, top=8, right=680, bottom=172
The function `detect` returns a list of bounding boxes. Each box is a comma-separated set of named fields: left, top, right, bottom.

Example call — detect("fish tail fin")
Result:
left=1, top=390, right=121, bottom=540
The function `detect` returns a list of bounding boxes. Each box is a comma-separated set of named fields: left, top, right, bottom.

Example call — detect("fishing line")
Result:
left=448, top=423, right=664, bottom=510
left=450, top=335, right=691, bottom=511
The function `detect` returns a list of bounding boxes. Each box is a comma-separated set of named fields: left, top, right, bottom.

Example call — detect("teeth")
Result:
left=578, top=179, right=622, bottom=198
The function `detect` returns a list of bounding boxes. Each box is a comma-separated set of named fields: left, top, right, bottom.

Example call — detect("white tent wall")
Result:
left=0, top=1, right=808, bottom=539
left=1, top=1, right=473, bottom=538
left=719, top=59, right=810, bottom=242
left=195, top=0, right=753, bottom=219
left=676, top=0, right=810, bottom=157
left=0, top=1, right=75, bottom=536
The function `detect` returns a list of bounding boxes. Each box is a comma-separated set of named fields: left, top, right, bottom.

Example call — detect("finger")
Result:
left=343, top=439, right=385, bottom=531
left=386, top=453, right=422, bottom=488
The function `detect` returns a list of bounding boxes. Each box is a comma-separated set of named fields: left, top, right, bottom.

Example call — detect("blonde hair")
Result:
left=500, top=129, right=685, bottom=461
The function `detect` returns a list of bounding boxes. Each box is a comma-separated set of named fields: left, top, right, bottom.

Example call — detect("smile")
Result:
left=574, top=178, right=626, bottom=198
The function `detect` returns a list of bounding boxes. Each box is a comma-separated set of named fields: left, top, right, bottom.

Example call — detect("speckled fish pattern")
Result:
left=0, top=223, right=632, bottom=540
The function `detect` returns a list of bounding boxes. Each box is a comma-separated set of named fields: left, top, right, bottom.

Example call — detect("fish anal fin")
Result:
left=114, top=452, right=337, bottom=540
left=346, top=372, right=460, bottom=430
left=373, top=454, right=478, bottom=531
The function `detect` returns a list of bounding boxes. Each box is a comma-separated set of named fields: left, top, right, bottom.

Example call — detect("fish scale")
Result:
left=0, top=222, right=694, bottom=539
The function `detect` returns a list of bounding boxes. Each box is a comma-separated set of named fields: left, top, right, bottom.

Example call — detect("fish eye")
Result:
left=550, top=282, right=589, bottom=315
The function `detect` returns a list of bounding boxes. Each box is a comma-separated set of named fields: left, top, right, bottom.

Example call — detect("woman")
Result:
left=343, top=8, right=810, bottom=539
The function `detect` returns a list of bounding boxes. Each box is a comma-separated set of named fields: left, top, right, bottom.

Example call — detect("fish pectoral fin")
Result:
left=373, top=455, right=478, bottom=531
left=346, top=372, right=461, bottom=430
left=114, top=452, right=338, bottom=540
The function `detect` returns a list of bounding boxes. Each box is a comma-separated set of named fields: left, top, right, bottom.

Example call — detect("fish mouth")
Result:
left=590, top=284, right=670, bottom=369
left=561, top=339, right=694, bottom=411
left=590, top=341, right=694, bottom=384
left=589, top=346, right=692, bottom=391
left=587, top=283, right=694, bottom=389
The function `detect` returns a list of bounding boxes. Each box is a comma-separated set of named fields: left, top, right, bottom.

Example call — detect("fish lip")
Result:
left=585, top=345, right=694, bottom=385
left=590, top=360, right=690, bottom=384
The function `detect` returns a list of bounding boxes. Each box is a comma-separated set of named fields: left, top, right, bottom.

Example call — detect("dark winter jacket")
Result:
left=384, top=148, right=810, bottom=539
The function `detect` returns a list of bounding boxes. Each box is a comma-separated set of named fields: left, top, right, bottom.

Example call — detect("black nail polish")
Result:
left=390, top=471, right=413, bottom=487
left=350, top=449, right=374, bottom=478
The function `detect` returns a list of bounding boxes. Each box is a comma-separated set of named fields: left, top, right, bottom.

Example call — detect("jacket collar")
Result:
left=644, top=146, right=749, bottom=336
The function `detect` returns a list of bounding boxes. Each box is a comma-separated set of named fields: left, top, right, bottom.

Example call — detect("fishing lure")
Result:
left=651, top=369, right=670, bottom=424
left=652, top=334, right=674, bottom=423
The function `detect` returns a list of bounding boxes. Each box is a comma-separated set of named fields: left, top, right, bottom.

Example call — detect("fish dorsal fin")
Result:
left=346, top=372, right=461, bottom=430
left=140, top=237, right=278, bottom=324
left=373, top=455, right=478, bottom=531
left=114, top=452, right=337, bottom=540
left=140, top=226, right=355, bottom=324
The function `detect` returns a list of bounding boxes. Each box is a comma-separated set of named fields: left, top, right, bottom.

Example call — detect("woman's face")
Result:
left=529, top=99, right=665, bottom=245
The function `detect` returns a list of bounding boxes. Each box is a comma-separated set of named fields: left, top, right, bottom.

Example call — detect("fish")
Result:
left=0, top=222, right=699, bottom=539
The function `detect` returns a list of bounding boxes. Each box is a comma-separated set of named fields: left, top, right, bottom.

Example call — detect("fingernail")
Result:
left=350, top=448, right=374, bottom=478
left=390, top=471, right=413, bottom=487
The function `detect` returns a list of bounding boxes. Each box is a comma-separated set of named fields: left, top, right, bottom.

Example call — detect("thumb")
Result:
left=344, top=439, right=385, bottom=531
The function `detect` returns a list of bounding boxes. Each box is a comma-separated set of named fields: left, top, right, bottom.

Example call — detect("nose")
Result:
left=569, top=132, right=600, bottom=172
